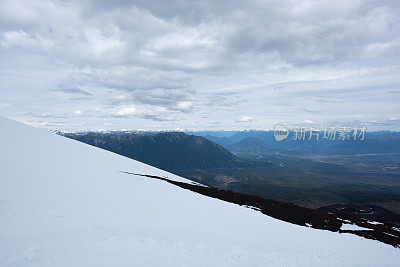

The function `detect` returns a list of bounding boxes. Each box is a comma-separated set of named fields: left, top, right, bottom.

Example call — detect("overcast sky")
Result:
left=1, top=0, right=400, bottom=131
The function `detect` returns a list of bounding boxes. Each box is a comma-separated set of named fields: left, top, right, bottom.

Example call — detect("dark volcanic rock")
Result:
left=317, top=204, right=400, bottom=224
left=122, top=171, right=400, bottom=248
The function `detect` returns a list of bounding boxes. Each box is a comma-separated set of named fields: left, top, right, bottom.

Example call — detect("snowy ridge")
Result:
left=0, top=116, right=399, bottom=266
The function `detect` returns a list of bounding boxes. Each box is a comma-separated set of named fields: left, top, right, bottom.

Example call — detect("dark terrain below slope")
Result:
left=121, top=171, right=400, bottom=248
left=318, top=204, right=400, bottom=224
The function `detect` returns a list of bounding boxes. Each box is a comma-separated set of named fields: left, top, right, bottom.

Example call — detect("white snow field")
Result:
left=0, top=116, right=399, bottom=266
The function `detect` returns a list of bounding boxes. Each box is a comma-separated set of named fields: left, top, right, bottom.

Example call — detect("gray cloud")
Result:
left=55, top=87, right=93, bottom=96
left=235, top=116, right=253, bottom=123
left=0, top=0, right=399, bottom=130
left=300, top=108, right=320, bottom=114
left=19, top=112, right=70, bottom=119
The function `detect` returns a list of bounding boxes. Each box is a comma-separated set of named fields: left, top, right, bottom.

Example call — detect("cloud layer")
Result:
left=0, top=0, right=399, bottom=130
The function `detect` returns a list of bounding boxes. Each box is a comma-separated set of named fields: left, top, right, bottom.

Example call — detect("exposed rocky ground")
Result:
left=122, top=171, right=400, bottom=248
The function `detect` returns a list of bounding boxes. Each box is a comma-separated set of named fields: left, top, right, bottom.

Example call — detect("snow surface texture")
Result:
left=0, top=116, right=399, bottom=266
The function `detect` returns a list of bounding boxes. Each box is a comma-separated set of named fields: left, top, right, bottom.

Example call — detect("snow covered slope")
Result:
left=0, top=116, right=399, bottom=266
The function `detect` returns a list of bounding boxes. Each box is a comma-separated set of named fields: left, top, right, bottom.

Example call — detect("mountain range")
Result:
left=194, top=130, right=400, bottom=156
left=62, top=131, right=243, bottom=170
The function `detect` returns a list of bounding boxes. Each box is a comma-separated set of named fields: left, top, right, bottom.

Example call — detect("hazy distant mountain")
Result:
left=202, top=130, right=400, bottom=156
left=62, top=131, right=243, bottom=171
left=330, top=132, right=400, bottom=154
left=203, top=134, right=233, bottom=147
left=226, top=137, right=268, bottom=157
